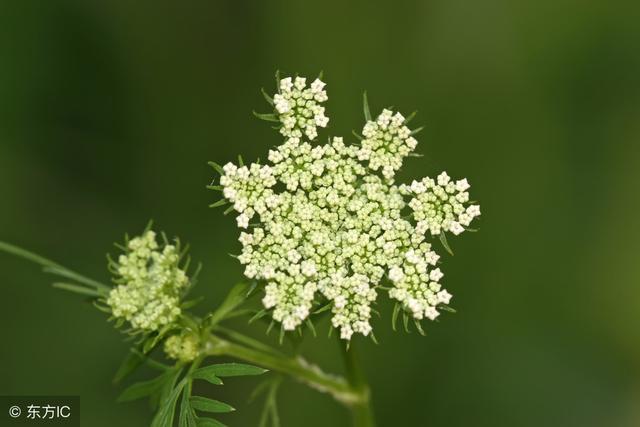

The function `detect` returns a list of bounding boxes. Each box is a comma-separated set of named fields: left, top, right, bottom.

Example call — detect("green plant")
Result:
left=1, top=72, right=480, bottom=427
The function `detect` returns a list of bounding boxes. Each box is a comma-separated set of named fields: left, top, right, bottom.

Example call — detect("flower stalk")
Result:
left=340, top=340, right=375, bottom=427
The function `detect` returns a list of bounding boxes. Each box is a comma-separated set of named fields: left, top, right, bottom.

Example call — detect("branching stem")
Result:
left=203, top=333, right=367, bottom=407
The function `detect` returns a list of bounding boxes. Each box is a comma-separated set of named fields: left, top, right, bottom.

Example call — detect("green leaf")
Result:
left=151, top=379, right=186, bottom=427
left=197, top=418, right=226, bottom=427
left=363, top=91, right=372, bottom=121
left=190, top=396, right=235, bottom=413
left=117, top=374, right=167, bottom=402
left=180, top=387, right=198, bottom=427
left=207, top=283, right=250, bottom=327
left=261, top=87, right=274, bottom=106
left=181, top=296, right=204, bottom=310
left=113, top=347, right=145, bottom=384
left=414, top=319, right=426, bottom=336
left=391, top=302, right=401, bottom=332
left=410, top=126, right=424, bottom=136
left=52, top=282, right=102, bottom=297
left=370, top=331, right=379, bottom=345
left=274, top=70, right=281, bottom=93
left=0, top=242, right=110, bottom=292
left=402, top=311, right=410, bottom=333
left=253, top=111, right=280, bottom=122
left=313, top=302, right=332, bottom=314
left=194, top=363, right=267, bottom=379
left=208, top=161, right=224, bottom=175
left=351, top=130, right=363, bottom=141
left=305, top=318, right=317, bottom=337
left=143, top=324, right=176, bottom=354
left=209, top=199, right=228, bottom=208
left=439, top=232, right=454, bottom=256
left=249, top=309, right=268, bottom=324
left=151, top=367, right=182, bottom=409
left=404, top=110, right=417, bottom=124
left=51, top=282, right=105, bottom=298
left=191, top=369, right=223, bottom=386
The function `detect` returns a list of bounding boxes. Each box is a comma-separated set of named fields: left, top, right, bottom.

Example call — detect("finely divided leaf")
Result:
left=194, top=363, right=267, bottom=378
left=113, top=347, right=145, bottom=384
left=191, top=369, right=223, bottom=386
left=117, top=374, right=166, bottom=403
left=151, top=379, right=185, bottom=427
left=179, top=387, right=198, bottom=427
left=197, top=418, right=226, bottom=427
left=190, top=396, right=235, bottom=413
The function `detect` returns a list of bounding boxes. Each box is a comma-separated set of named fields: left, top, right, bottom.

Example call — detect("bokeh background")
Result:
left=1, top=1, right=639, bottom=426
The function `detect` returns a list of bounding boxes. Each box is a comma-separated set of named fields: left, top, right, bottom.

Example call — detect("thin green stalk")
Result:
left=340, top=339, right=375, bottom=427
left=204, top=334, right=363, bottom=405
left=0, top=241, right=110, bottom=292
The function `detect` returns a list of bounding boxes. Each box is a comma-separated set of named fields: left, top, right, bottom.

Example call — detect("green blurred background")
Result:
left=1, top=0, right=639, bottom=426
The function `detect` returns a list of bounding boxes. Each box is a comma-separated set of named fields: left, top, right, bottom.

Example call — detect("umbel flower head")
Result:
left=213, top=73, right=480, bottom=340
left=107, top=230, right=190, bottom=332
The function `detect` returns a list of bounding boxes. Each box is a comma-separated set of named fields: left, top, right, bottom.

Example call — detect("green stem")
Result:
left=340, top=339, right=375, bottom=427
left=0, top=241, right=110, bottom=292
left=203, top=333, right=364, bottom=406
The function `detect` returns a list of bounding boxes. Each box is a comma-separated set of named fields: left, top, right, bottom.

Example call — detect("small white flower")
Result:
left=437, top=290, right=452, bottom=305
left=280, top=77, right=293, bottom=92
left=424, top=306, right=440, bottom=320
left=450, top=221, right=464, bottom=235
left=437, top=172, right=450, bottom=186
left=456, top=178, right=470, bottom=192
left=311, top=78, right=326, bottom=93
left=429, top=268, right=444, bottom=282
left=236, top=214, right=250, bottom=228
left=388, top=266, right=404, bottom=282
left=294, top=76, right=306, bottom=89
left=467, top=205, right=481, bottom=217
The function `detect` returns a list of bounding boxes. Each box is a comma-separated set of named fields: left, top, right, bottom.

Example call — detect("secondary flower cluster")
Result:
left=359, top=109, right=418, bottom=180
left=401, top=172, right=481, bottom=236
left=273, top=76, right=328, bottom=140
left=164, top=333, right=200, bottom=362
left=215, top=74, right=480, bottom=340
left=107, top=231, right=189, bottom=332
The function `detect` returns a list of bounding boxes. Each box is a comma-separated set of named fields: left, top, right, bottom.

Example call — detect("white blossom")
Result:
left=215, top=74, right=481, bottom=339
left=274, top=75, right=328, bottom=140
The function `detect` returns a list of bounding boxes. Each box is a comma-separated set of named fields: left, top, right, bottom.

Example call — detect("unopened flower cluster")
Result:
left=164, top=333, right=200, bottom=362
left=107, top=231, right=189, bottom=331
left=216, top=75, right=480, bottom=340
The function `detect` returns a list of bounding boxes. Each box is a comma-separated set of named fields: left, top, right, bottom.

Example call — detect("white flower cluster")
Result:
left=220, top=162, right=277, bottom=228
left=164, top=333, right=200, bottom=362
left=107, top=231, right=188, bottom=331
left=216, top=75, right=480, bottom=339
left=273, top=76, right=328, bottom=140
left=400, top=172, right=481, bottom=236
left=359, top=109, right=418, bottom=180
